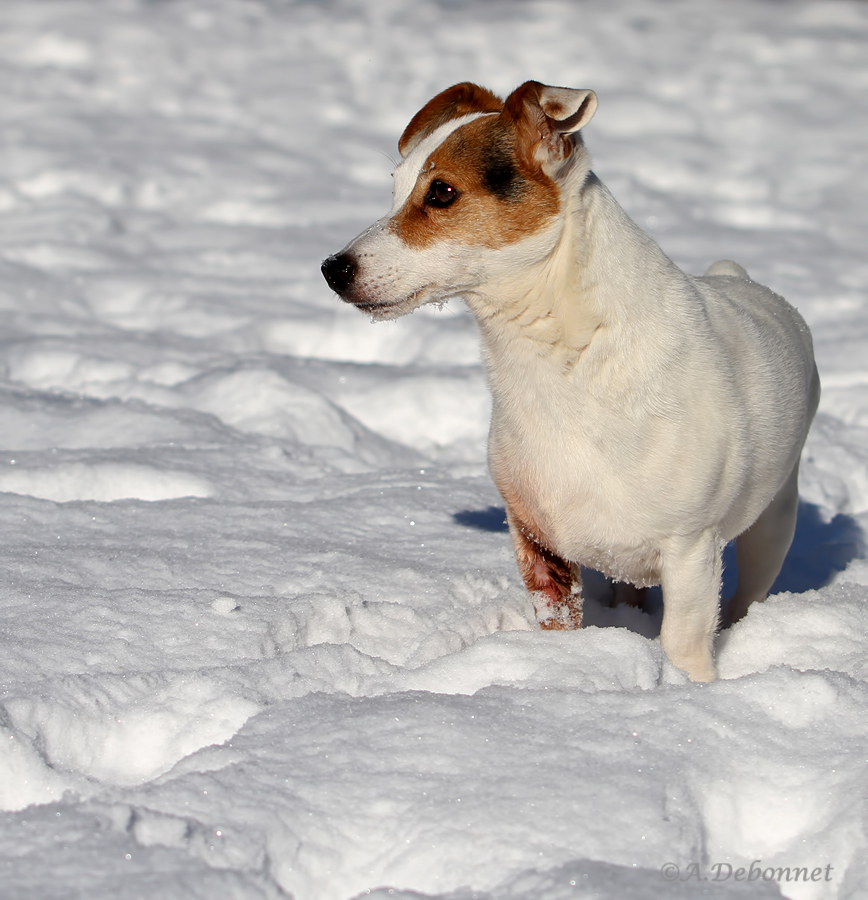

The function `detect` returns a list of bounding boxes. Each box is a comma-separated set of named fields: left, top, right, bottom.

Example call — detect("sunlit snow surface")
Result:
left=1, top=1, right=868, bottom=898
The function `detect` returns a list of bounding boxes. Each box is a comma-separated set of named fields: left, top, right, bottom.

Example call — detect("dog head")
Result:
left=321, top=81, right=598, bottom=320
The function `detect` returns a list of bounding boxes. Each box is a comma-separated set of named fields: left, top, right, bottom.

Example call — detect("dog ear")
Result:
left=398, top=83, right=503, bottom=157
left=503, top=81, right=598, bottom=177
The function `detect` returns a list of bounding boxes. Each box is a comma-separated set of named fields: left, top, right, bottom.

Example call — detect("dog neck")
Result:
left=468, top=170, right=683, bottom=371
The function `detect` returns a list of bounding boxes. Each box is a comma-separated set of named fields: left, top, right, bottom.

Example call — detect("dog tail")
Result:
left=704, top=259, right=750, bottom=280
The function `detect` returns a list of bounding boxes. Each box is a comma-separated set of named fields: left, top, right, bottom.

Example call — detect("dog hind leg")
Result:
left=727, top=463, right=800, bottom=626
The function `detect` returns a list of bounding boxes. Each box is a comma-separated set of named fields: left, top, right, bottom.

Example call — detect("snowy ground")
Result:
left=1, top=1, right=867, bottom=898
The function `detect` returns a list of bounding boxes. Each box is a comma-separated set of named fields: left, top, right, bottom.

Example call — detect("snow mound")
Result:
left=0, top=462, right=213, bottom=503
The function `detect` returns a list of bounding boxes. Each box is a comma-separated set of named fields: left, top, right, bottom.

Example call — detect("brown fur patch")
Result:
left=502, top=81, right=573, bottom=171
left=398, top=83, right=503, bottom=158
left=500, top=489, right=582, bottom=630
left=390, top=115, right=560, bottom=250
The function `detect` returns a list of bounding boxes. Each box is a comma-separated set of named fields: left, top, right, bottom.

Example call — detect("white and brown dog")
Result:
left=322, top=81, right=819, bottom=682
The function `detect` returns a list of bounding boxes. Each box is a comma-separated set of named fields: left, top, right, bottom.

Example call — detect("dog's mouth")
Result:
left=345, top=285, right=437, bottom=321
left=352, top=293, right=429, bottom=321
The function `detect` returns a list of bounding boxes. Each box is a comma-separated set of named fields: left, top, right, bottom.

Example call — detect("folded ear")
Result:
left=398, top=82, right=503, bottom=157
left=503, top=81, right=598, bottom=177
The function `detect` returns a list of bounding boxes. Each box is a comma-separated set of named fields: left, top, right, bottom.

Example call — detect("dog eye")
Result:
left=425, top=180, right=460, bottom=208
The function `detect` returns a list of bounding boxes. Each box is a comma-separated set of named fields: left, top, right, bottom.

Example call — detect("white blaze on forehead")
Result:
left=389, top=112, right=496, bottom=215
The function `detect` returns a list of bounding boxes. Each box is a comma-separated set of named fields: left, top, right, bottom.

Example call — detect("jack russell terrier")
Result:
left=322, top=81, right=820, bottom=682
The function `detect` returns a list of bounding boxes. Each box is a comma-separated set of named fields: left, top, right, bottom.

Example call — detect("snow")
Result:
left=0, top=0, right=867, bottom=897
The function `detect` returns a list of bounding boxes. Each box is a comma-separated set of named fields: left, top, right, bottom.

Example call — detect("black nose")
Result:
left=321, top=253, right=356, bottom=295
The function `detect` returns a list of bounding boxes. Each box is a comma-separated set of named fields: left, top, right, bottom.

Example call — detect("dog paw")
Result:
left=673, top=655, right=718, bottom=683
left=534, top=593, right=583, bottom=630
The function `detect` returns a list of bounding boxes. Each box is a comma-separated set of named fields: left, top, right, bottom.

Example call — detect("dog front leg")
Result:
left=508, top=518, right=582, bottom=630
left=659, top=531, right=722, bottom=682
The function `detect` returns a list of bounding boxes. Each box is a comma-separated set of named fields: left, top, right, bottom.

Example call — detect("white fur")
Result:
left=329, top=91, right=819, bottom=682
left=480, top=171, right=818, bottom=681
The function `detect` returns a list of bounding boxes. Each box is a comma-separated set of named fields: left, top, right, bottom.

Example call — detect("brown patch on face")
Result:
left=398, top=83, right=503, bottom=158
left=390, top=115, right=560, bottom=250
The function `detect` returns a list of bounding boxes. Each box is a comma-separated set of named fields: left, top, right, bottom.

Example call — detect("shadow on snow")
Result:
left=453, top=500, right=865, bottom=635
